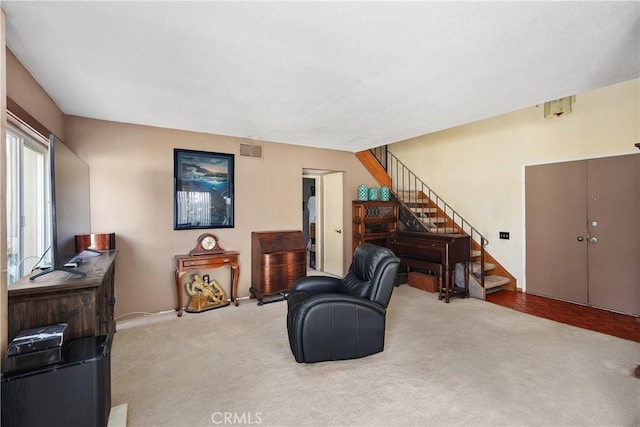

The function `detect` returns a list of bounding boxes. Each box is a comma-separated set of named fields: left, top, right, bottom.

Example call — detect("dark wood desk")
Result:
left=8, top=250, right=118, bottom=341
left=175, top=251, right=239, bottom=316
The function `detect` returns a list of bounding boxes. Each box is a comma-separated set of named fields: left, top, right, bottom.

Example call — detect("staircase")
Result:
left=356, top=148, right=516, bottom=299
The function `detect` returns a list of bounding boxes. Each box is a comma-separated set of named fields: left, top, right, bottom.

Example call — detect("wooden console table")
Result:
left=8, top=250, right=118, bottom=341
left=175, top=251, right=239, bottom=316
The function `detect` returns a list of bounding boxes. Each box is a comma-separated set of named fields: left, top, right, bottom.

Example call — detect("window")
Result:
left=6, top=125, right=49, bottom=284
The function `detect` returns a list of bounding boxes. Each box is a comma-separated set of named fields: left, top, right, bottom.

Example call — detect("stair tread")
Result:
left=420, top=217, right=447, bottom=224
left=482, top=275, right=511, bottom=289
left=472, top=261, right=496, bottom=272
left=431, top=227, right=458, bottom=233
left=397, top=191, right=429, bottom=200
left=471, top=250, right=482, bottom=257
left=410, top=207, right=438, bottom=214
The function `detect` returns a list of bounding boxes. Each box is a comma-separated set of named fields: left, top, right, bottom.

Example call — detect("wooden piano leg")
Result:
left=444, top=266, right=451, bottom=303
left=464, top=261, right=470, bottom=298
left=438, top=265, right=445, bottom=301
left=442, top=262, right=469, bottom=302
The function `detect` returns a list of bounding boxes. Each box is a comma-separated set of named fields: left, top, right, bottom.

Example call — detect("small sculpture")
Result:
left=185, top=273, right=229, bottom=313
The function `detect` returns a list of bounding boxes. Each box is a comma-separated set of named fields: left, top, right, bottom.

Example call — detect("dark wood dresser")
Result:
left=7, top=250, right=118, bottom=341
left=251, top=231, right=306, bottom=305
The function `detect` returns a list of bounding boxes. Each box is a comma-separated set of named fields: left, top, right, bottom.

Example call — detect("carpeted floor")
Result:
left=112, top=285, right=639, bottom=426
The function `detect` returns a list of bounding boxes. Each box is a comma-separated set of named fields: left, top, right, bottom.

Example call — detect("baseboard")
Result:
left=108, top=403, right=128, bottom=427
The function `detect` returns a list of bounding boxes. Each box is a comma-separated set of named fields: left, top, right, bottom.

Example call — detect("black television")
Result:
left=30, top=134, right=91, bottom=280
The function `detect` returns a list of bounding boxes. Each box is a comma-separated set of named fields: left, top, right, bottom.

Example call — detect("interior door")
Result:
left=322, top=172, right=344, bottom=276
left=586, top=154, right=639, bottom=314
left=525, top=160, right=589, bottom=304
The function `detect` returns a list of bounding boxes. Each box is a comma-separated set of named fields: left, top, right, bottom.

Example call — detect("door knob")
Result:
left=335, top=230, right=342, bottom=234
left=591, top=221, right=598, bottom=227
left=590, top=237, right=598, bottom=243
left=577, top=236, right=584, bottom=242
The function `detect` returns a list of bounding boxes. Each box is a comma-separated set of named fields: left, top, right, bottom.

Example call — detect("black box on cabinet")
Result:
left=7, top=323, right=68, bottom=356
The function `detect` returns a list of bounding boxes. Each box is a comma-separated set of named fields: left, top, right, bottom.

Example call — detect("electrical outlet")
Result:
left=499, top=231, right=510, bottom=240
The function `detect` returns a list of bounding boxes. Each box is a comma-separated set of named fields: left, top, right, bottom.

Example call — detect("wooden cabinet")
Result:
left=251, top=231, right=306, bottom=305
left=352, top=201, right=398, bottom=252
left=7, top=250, right=118, bottom=342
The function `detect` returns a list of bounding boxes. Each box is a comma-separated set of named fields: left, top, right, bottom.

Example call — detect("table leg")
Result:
left=175, top=269, right=184, bottom=317
left=230, top=263, right=239, bottom=306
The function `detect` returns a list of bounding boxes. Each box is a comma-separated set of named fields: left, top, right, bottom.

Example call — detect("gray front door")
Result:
left=586, top=154, right=639, bottom=314
left=526, top=160, right=588, bottom=304
left=525, top=154, right=640, bottom=315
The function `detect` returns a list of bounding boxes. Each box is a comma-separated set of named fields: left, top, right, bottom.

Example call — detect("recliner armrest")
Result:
left=294, top=293, right=386, bottom=317
left=290, top=276, right=342, bottom=294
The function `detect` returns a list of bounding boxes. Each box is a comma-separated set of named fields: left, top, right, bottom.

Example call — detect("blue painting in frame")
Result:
left=174, top=149, right=234, bottom=229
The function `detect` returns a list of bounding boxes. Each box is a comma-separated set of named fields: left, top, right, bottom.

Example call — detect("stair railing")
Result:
left=372, top=148, right=488, bottom=288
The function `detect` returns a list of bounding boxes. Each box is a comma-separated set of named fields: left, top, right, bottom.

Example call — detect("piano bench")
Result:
left=408, top=271, right=440, bottom=293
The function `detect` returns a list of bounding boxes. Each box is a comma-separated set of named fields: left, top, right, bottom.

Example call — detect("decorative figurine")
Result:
left=185, top=273, right=229, bottom=313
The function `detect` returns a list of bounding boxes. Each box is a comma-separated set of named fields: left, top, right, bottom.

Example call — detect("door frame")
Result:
left=302, top=173, right=323, bottom=271
left=302, top=169, right=344, bottom=276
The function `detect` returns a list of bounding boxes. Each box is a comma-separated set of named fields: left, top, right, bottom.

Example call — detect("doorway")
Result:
left=525, top=153, right=639, bottom=315
left=302, top=170, right=344, bottom=277
left=302, top=177, right=317, bottom=270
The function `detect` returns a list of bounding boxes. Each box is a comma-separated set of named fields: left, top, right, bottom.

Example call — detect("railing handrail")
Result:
left=371, top=147, right=488, bottom=287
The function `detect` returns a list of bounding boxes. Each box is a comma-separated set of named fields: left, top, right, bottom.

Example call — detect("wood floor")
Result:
left=486, top=290, right=640, bottom=343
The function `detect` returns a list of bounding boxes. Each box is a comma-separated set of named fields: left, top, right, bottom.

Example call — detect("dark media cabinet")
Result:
left=7, top=250, right=118, bottom=341
left=3, top=250, right=118, bottom=427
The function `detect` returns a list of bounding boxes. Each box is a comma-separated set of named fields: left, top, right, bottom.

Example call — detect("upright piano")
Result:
left=387, top=231, right=471, bottom=302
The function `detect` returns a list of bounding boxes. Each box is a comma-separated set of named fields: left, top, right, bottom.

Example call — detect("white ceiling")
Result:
left=3, top=1, right=639, bottom=152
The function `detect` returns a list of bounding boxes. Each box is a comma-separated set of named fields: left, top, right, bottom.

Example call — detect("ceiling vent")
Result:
left=239, top=140, right=263, bottom=159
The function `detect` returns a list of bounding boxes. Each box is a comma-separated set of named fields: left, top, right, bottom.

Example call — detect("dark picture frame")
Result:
left=174, top=149, right=234, bottom=230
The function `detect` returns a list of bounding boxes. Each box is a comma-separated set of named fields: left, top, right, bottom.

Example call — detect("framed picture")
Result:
left=174, top=149, right=234, bottom=230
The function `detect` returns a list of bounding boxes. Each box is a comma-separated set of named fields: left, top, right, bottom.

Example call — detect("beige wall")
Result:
left=64, top=116, right=378, bottom=317
left=6, top=49, right=64, bottom=138
left=390, top=78, right=640, bottom=291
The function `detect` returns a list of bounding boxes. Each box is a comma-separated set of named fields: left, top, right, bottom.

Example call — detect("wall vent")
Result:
left=239, top=141, right=263, bottom=159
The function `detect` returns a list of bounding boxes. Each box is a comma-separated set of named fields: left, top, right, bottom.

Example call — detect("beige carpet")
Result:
left=112, top=285, right=640, bottom=426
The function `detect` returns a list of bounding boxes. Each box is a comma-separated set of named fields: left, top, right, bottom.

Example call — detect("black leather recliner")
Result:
left=286, top=243, right=401, bottom=363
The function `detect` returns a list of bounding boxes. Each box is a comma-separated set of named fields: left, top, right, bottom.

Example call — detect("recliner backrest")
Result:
left=339, top=243, right=400, bottom=307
